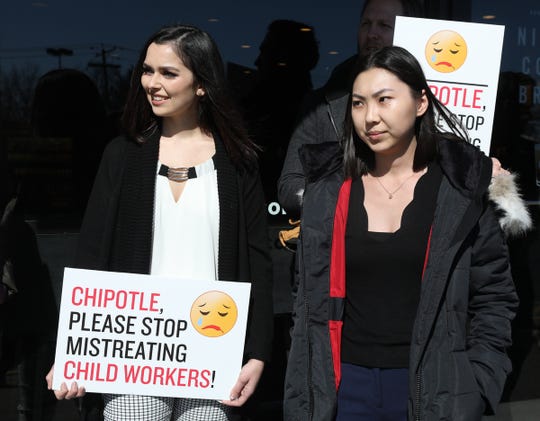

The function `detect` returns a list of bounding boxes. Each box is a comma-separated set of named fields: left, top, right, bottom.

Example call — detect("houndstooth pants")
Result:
left=103, top=394, right=232, bottom=421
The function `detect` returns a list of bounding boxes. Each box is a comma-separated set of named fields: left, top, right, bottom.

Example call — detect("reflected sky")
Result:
left=0, top=0, right=363, bottom=88
left=3, top=1, right=537, bottom=89
left=471, top=0, right=539, bottom=75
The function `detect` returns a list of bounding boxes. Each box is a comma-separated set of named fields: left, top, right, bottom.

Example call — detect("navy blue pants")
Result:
left=336, top=363, right=408, bottom=421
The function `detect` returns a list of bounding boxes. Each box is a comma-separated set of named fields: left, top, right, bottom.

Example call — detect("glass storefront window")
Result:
left=472, top=1, right=540, bottom=201
left=472, top=2, right=540, bottom=409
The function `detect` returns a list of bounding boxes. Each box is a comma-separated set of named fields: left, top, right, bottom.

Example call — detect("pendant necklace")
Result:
left=373, top=172, right=417, bottom=199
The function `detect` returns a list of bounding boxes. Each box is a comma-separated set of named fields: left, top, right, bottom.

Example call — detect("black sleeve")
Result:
left=278, top=91, right=326, bottom=217
left=240, top=168, right=274, bottom=362
left=467, top=201, right=519, bottom=413
left=75, top=137, right=126, bottom=270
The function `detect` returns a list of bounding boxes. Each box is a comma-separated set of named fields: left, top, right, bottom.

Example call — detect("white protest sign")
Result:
left=52, top=268, right=251, bottom=400
left=394, top=16, right=505, bottom=155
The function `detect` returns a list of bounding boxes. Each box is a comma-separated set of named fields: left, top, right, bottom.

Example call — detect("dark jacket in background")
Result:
left=278, top=89, right=348, bottom=217
left=0, top=167, right=57, bottom=376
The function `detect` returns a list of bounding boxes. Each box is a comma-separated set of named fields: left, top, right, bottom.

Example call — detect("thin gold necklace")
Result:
left=373, top=172, right=417, bottom=199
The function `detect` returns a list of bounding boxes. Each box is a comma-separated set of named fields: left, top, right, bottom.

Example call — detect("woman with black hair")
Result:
left=284, top=46, right=530, bottom=420
left=46, top=24, right=273, bottom=421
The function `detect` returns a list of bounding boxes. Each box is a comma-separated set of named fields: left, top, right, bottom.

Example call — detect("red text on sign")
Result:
left=429, top=84, right=484, bottom=109
left=71, top=287, right=160, bottom=312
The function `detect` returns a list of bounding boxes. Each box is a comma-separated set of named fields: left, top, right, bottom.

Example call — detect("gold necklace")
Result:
left=373, top=172, right=417, bottom=199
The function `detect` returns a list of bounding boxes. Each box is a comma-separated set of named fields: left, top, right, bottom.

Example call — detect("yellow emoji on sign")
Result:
left=190, top=291, right=238, bottom=337
left=425, top=30, right=467, bottom=73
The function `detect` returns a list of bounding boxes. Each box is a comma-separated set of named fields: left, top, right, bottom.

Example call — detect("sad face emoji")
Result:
left=190, top=291, right=238, bottom=337
left=425, top=30, right=467, bottom=73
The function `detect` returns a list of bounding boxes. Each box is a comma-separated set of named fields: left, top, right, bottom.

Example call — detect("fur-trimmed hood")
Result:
left=488, top=173, right=532, bottom=237
left=436, top=137, right=532, bottom=238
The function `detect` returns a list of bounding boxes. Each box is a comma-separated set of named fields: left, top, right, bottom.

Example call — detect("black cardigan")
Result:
left=75, top=130, right=273, bottom=362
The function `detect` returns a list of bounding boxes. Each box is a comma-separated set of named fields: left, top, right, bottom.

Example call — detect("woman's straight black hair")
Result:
left=342, top=45, right=469, bottom=178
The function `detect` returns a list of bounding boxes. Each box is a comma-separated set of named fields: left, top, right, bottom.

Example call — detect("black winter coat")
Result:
left=284, top=137, right=520, bottom=421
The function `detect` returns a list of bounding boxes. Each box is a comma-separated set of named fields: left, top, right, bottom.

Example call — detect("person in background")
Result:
left=284, top=45, right=529, bottom=421
left=278, top=0, right=509, bottom=217
left=30, top=69, right=115, bottom=218
left=45, top=23, right=273, bottom=421
left=235, top=19, right=319, bottom=420
left=1, top=146, right=57, bottom=419
left=323, top=0, right=424, bottom=98
left=241, top=19, right=319, bottom=203
left=278, top=0, right=424, bottom=215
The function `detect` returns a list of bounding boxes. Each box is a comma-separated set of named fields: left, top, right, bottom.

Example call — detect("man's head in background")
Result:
left=357, top=0, right=425, bottom=57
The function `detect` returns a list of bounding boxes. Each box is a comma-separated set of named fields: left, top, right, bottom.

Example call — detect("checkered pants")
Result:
left=103, top=394, right=232, bottom=421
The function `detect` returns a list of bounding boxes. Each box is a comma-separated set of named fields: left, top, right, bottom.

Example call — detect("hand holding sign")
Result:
left=221, top=358, right=265, bottom=407
left=46, top=365, right=86, bottom=400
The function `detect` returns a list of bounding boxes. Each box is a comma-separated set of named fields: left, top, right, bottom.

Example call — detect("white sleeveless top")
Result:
left=150, top=157, right=219, bottom=280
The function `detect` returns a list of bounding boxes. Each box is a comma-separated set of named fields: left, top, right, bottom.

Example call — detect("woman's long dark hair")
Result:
left=342, top=45, right=469, bottom=178
left=122, top=24, right=258, bottom=169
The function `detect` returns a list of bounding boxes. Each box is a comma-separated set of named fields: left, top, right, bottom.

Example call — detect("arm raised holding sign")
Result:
left=46, top=23, right=273, bottom=421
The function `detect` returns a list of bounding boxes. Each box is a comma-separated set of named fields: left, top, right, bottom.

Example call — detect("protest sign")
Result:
left=394, top=17, right=505, bottom=155
left=52, top=268, right=250, bottom=400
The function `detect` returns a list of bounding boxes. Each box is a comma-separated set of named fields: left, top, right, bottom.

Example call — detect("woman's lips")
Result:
left=367, top=131, right=384, bottom=140
left=150, top=95, right=168, bottom=106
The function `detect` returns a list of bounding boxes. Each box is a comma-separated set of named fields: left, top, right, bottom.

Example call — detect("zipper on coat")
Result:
left=414, top=368, right=424, bottom=421
left=327, top=108, right=339, bottom=140
left=305, top=289, right=315, bottom=418
left=299, top=236, right=315, bottom=419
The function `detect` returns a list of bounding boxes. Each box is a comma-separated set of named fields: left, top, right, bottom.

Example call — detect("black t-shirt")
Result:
left=342, top=163, right=442, bottom=368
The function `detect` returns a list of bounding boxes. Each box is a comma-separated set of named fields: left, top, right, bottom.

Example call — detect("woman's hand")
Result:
left=46, top=365, right=86, bottom=400
left=491, top=157, right=510, bottom=177
left=221, top=358, right=264, bottom=407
